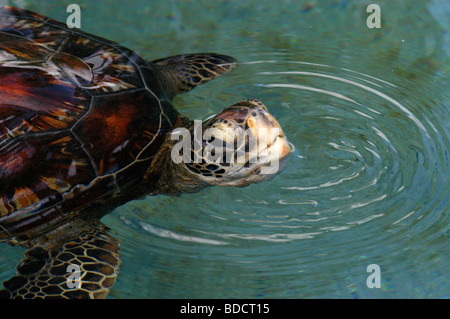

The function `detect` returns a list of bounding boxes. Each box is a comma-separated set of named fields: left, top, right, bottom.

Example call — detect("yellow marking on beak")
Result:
left=247, top=117, right=255, bottom=129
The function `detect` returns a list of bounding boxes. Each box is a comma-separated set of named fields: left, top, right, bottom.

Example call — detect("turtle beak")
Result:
left=244, top=102, right=291, bottom=162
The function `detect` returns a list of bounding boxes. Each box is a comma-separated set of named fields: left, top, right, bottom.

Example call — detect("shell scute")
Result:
left=72, top=89, right=167, bottom=176
left=59, top=34, right=145, bottom=94
left=0, top=131, right=96, bottom=219
left=0, top=62, right=91, bottom=141
left=0, top=6, right=69, bottom=50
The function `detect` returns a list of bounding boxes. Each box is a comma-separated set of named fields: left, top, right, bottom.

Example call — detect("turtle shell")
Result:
left=0, top=7, right=178, bottom=241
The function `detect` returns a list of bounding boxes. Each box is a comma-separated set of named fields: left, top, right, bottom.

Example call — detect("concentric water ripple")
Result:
left=104, top=47, right=448, bottom=298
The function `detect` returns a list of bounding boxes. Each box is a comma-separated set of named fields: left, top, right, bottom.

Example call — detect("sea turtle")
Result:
left=0, top=6, right=290, bottom=299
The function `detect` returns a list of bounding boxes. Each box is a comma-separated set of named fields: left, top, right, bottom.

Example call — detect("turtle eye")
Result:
left=251, top=110, right=258, bottom=117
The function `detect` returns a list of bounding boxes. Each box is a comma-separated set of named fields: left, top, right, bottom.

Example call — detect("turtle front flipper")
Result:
left=153, top=53, right=236, bottom=99
left=0, top=219, right=120, bottom=299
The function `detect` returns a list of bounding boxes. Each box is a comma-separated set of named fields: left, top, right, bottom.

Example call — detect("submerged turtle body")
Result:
left=0, top=6, right=290, bottom=299
left=0, top=6, right=235, bottom=242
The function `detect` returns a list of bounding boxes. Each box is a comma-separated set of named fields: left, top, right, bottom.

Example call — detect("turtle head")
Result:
left=178, top=99, right=291, bottom=187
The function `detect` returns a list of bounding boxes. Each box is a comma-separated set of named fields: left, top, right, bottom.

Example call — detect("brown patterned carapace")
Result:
left=0, top=6, right=238, bottom=299
left=0, top=6, right=177, bottom=230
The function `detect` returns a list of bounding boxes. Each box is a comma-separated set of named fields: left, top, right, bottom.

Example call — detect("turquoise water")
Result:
left=0, top=0, right=448, bottom=298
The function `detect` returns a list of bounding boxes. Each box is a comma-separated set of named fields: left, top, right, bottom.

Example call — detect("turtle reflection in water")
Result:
left=0, top=6, right=290, bottom=298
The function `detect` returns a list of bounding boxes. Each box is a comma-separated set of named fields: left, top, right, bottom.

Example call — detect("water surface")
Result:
left=0, top=0, right=448, bottom=298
